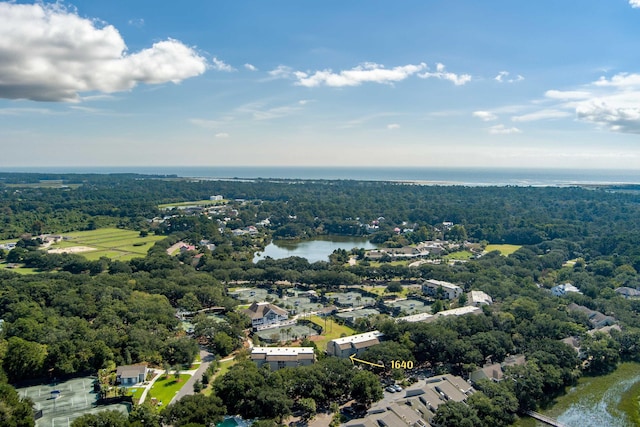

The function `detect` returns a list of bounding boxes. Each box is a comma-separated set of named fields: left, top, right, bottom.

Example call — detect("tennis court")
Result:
left=18, top=376, right=129, bottom=427
left=255, top=323, right=318, bottom=343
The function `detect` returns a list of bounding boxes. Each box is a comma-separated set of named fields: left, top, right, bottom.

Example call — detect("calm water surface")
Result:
left=253, top=236, right=379, bottom=264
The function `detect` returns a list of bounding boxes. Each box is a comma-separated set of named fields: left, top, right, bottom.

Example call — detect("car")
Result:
left=385, top=386, right=396, bottom=393
left=392, top=384, right=403, bottom=392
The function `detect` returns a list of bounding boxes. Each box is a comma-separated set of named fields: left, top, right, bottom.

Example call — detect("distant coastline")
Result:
left=0, top=166, right=639, bottom=187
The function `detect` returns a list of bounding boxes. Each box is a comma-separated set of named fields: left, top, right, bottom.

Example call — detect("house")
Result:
left=469, top=354, right=526, bottom=384
left=347, top=375, right=473, bottom=427
left=243, top=302, right=288, bottom=330
left=326, top=331, right=384, bottom=358
left=551, top=283, right=582, bottom=297
left=467, top=290, right=493, bottom=306
left=567, top=303, right=616, bottom=329
left=615, top=287, right=640, bottom=299
left=251, top=347, right=316, bottom=370
left=210, top=195, right=224, bottom=201
left=116, top=364, right=147, bottom=385
left=422, top=279, right=463, bottom=300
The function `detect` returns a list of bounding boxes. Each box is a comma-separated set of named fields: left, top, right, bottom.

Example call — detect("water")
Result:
left=1, top=166, right=640, bottom=186
left=253, top=236, right=378, bottom=263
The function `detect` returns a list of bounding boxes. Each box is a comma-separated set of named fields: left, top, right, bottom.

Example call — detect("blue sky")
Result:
left=2, top=1, right=640, bottom=169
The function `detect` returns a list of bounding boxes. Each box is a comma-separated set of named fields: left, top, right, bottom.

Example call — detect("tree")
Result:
left=351, top=370, right=382, bottom=407
left=128, top=403, right=161, bottom=427
left=3, top=337, right=47, bottom=382
left=432, top=401, right=481, bottom=427
left=162, top=394, right=226, bottom=427
left=0, top=381, right=35, bottom=427
left=71, top=410, right=128, bottom=427
left=298, top=397, right=317, bottom=421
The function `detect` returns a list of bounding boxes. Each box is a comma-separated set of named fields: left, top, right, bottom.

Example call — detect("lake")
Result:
left=253, top=236, right=379, bottom=264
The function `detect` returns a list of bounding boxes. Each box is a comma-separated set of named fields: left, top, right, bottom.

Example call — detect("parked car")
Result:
left=385, top=386, right=397, bottom=393
left=392, top=384, right=403, bottom=392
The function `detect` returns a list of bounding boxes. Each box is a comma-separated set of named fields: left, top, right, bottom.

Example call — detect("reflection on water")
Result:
left=253, top=236, right=378, bottom=264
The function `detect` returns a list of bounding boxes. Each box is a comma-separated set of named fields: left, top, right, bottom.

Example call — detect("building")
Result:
left=326, top=331, right=384, bottom=358
left=346, top=375, right=473, bottom=427
left=243, top=302, right=288, bottom=330
left=469, top=354, right=526, bottom=384
left=210, top=195, right=224, bottom=201
left=551, top=283, right=582, bottom=297
left=567, top=303, right=616, bottom=329
left=615, top=287, right=640, bottom=299
left=116, top=364, right=148, bottom=385
left=422, top=279, right=463, bottom=300
left=467, top=290, right=493, bottom=306
left=251, top=347, right=316, bottom=370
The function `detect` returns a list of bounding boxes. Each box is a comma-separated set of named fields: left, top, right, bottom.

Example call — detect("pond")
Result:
left=253, top=236, right=379, bottom=264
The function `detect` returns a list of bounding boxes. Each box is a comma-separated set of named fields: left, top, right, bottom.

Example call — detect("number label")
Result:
left=390, top=360, right=414, bottom=369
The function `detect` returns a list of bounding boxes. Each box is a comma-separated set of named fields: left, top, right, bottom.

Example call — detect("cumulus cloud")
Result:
left=495, top=71, right=524, bottom=83
left=511, top=109, right=572, bottom=122
left=293, top=62, right=427, bottom=87
left=488, top=124, right=521, bottom=134
left=630, top=0, right=640, bottom=8
left=387, top=123, right=400, bottom=130
left=472, top=111, right=498, bottom=121
left=0, top=3, right=207, bottom=102
left=244, top=63, right=258, bottom=71
left=212, top=56, right=235, bottom=72
left=576, top=97, right=640, bottom=134
left=418, top=63, right=471, bottom=86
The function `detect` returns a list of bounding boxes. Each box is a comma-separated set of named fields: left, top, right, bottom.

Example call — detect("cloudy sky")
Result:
left=2, top=0, right=640, bottom=169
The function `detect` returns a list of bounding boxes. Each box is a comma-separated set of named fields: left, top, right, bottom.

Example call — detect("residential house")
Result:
left=467, top=290, right=493, bottom=306
left=469, top=354, right=526, bottom=384
left=251, top=347, right=316, bottom=370
left=615, top=287, right=640, bottom=299
left=244, top=302, right=288, bottom=330
left=326, top=331, right=384, bottom=358
left=210, top=195, right=224, bottom=201
left=551, top=283, right=582, bottom=297
left=567, top=303, right=616, bottom=329
left=116, top=364, right=148, bottom=385
left=422, top=279, right=463, bottom=300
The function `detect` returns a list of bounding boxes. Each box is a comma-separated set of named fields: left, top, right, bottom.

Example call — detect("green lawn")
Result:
left=443, top=250, right=475, bottom=260
left=362, top=284, right=408, bottom=298
left=148, top=374, right=191, bottom=407
left=47, top=228, right=165, bottom=261
left=0, top=263, right=39, bottom=275
left=484, top=244, right=522, bottom=256
left=307, top=315, right=356, bottom=351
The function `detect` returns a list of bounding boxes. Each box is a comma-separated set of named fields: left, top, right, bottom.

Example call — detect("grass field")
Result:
left=362, top=284, right=409, bottom=298
left=307, top=315, right=356, bottom=351
left=485, top=244, right=522, bottom=256
left=0, top=262, right=39, bottom=275
left=48, top=228, right=165, bottom=261
left=158, top=199, right=225, bottom=209
left=148, top=374, right=191, bottom=407
left=444, top=250, right=475, bottom=260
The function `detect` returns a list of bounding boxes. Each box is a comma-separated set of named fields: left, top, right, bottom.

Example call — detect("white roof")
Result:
left=424, top=279, right=462, bottom=290
left=436, top=306, right=482, bottom=317
left=330, top=331, right=384, bottom=345
left=470, top=290, right=493, bottom=304
left=252, top=347, right=315, bottom=356
left=397, top=313, right=434, bottom=323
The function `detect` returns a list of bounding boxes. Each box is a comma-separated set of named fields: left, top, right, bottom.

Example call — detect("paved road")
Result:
left=170, top=347, right=216, bottom=405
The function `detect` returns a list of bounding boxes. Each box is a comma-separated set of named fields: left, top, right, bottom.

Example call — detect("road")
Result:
left=170, top=347, right=216, bottom=405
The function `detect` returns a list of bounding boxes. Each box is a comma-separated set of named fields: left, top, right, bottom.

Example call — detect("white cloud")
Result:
left=212, top=57, right=235, bottom=72
left=236, top=100, right=307, bottom=120
left=576, top=98, right=640, bottom=134
left=418, top=63, right=471, bottom=86
left=544, top=90, right=591, bottom=100
left=215, top=132, right=230, bottom=138
left=630, top=0, right=640, bottom=8
left=128, top=18, right=144, bottom=27
left=511, top=109, right=572, bottom=122
left=294, top=62, right=427, bottom=87
left=244, top=63, right=258, bottom=71
left=387, top=123, right=400, bottom=130
left=472, top=111, right=498, bottom=121
left=593, top=72, right=640, bottom=89
left=0, top=3, right=207, bottom=102
left=488, top=124, right=522, bottom=134
left=495, top=71, right=524, bottom=83
left=268, top=65, right=295, bottom=79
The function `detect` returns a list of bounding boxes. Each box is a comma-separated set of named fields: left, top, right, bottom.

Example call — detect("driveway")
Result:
left=170, top=347, right=216, bottom=405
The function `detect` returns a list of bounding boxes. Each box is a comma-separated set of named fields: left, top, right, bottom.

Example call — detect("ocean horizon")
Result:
left=0, top=166, right=639, bottom=187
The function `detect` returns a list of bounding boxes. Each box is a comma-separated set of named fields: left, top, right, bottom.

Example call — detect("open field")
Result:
left=148, top=374, right=191, bottom=408
left=485, top=244, right=522, bottom=256
left=48, top=228, right=165, bottom=261
left=158, top=199, right=225, bottom=209
left=0, top=262, right=39, bottom=275
left=444, top=250, right=474, bottom=260
left=307, top=315, right=356, bottom=351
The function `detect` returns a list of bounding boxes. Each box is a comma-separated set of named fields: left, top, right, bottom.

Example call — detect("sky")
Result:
left=2, top=1, right=640, bottom=169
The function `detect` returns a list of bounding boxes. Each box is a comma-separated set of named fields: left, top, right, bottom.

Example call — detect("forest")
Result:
left=1, top=173, right=640, bottom=426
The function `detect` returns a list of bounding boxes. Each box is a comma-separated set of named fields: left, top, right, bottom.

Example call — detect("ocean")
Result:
left=0, top=166, right=639, bottom=186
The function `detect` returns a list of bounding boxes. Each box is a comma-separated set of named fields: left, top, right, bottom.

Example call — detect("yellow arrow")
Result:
left=349, top=354, right=385, bottom=368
